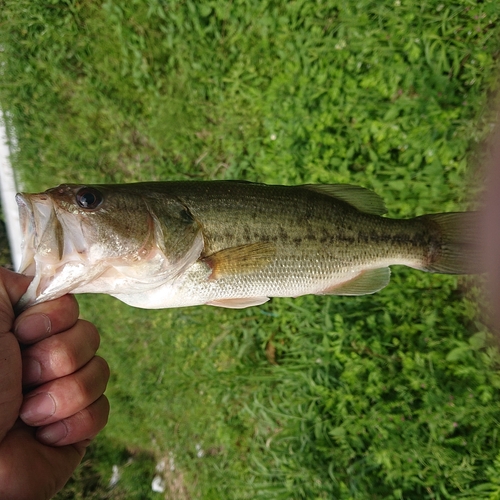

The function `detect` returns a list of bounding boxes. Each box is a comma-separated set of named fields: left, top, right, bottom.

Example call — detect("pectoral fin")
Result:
left=203, top=242, right=276, bottom=279
left=321, top=267, right=391, bottom=296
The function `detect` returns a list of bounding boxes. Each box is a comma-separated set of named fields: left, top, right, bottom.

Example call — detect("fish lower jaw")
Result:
left=18, top=260, right=88, bottom=309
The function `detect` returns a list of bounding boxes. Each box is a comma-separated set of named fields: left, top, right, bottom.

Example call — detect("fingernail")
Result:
left=37, top=421, right=68, bottom=445
left=22, top=357, right=41, bottom=385
left=20, top=392, right=56, bottom=425
left=15, top=314, right=51, bottom=342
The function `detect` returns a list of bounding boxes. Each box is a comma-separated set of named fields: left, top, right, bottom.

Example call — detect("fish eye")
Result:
left=76, top=187, right=103, bottom=210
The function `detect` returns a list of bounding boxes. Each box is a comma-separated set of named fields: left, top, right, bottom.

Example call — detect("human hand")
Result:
left=0, top=267, right=110, bottom=500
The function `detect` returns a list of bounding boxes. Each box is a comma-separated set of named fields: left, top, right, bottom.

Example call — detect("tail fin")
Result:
left=416, top=212, right=483, bottom=274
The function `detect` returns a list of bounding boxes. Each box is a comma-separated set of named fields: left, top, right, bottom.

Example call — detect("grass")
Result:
left=1, top=0, right=500, bottom=498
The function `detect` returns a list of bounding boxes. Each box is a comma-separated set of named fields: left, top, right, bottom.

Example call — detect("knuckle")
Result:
left=81, top=405, right=97, bottom=429
left=33, top=337, right=77, bottom=380
left=52, top=339, right=76, bottom=372
left=93, top=356, right=111, bottom=381
left=83, top=321, right=101, bottom=352
left=79, top=357, right=110, bottom=398
left=73, top=371, right=93, bottom=404
left=92, top=395, right=110, bottom=430
left=69, top=395, right=110, bottom=439
left=55, top=294, right=80, bottom=316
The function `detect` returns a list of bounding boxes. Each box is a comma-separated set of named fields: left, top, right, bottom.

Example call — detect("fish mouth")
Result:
left=16, top=193, right=58, bottom=274
left=16, top=194, right=36, bottom=276
left=15, top=192, right=89, bottom=311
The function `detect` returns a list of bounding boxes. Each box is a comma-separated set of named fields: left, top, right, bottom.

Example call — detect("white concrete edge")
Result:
left=0, top=109, right=22, bottom=271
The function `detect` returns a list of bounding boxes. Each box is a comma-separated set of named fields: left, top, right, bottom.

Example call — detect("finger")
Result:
left=14, top=294, right=80, bottom=344
left=21, top=320, right=100, bottom=386
left=36, top=395, right=110, bottom=446
left=20, top=356, right=110, bottom=427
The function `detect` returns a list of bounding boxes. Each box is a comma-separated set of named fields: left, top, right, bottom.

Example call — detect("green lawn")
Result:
left=1, top=0, right=500, bottom=498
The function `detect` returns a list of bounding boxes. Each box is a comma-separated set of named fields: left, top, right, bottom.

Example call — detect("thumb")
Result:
left=0, top=424, right=85, bottom=500
left=0, top=330, right=22, bottom=443
left=0, top=268, right=31, bottom=442
left=0, top=268, right=31, bottom=335
left=0, top=267, right=31, bottom=309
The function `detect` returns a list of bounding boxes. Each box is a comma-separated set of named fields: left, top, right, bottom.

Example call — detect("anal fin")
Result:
left=207, top=297, right=270, bottom=309
left=321, top=267, right=391, bottom=296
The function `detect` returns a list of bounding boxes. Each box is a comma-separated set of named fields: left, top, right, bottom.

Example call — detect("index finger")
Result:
left=14, top=295, right=80, bottom=344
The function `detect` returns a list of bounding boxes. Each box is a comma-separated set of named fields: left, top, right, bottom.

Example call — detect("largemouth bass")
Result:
left=15, top=181, right=479, bottom=310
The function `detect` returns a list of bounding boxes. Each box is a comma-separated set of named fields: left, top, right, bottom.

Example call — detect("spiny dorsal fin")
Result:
left=320, top=267, right=391, bottom=296
left=302, top=184, right=387, bottom=215
left=203, top=242, right=276, bottom=279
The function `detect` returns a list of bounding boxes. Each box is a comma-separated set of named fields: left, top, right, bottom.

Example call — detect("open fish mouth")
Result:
left=16, top=194, right=36, bottom=276
left=15, top=192, right=90, bottom=311
left=17, top=193, right=60, bottom=274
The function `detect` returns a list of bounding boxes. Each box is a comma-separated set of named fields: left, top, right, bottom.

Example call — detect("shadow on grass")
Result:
left=55, top=437, right=163, bottom=500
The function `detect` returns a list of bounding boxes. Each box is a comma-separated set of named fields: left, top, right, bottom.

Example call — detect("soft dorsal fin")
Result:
left=302, top=184, right=387, bottom=215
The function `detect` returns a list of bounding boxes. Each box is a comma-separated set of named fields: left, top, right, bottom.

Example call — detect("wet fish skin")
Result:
left=15, top=181, right=480, bottom=310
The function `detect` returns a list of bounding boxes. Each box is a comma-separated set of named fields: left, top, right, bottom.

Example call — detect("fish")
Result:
left=15, top=180, right=480, bottom=311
